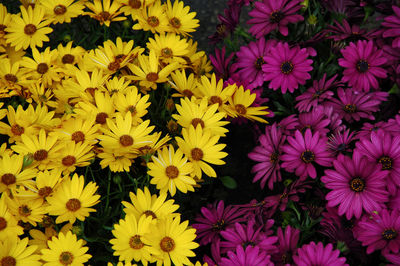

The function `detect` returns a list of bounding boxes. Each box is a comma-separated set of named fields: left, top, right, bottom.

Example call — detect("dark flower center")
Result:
left=0, top=217, right=7, bottom=231
left=235, top=104, right=247, bottom=115
left=216, top=24, right=226, bottom=35
left=95, top=112, right=108, bottom=124
left=343, top=104, right=356, bottom=113
left=53, top=4, right=67, bottom=15
left=191, top=118, right=205, bottom=128
left=270, top=152, right=279, bottom=163
left=71, top=131, right=85, bottom=143
left=301, top=150, right=315, bottom=163
left=270, top=11, right=284, bottom=23
left=378, top=156, right=392, bottom=170
left=62, top=155, right=76, bottom=166
left=210, top=96, right=223, bottom=106
left=143, top=210, right=157, bottom=219
left=280, top=61, right=294, bottom=74
left=119, top=135, right=134, bottom=147
left=242, top=241, right=256, bottom=248
left=62, top=54, right=75, bottom=64
left=24, top=24, right=36, bottom=35
left=66, top=198, right=81, bottom=212
left=1, top=256, right=16, bottom=266
left=349, top=177, right=365, bottom=192
left=129, top=235, right=144, bottom=249
left=212, top=219, right=225, bottom=231
left=18, top=205, right=31, bottom=217
left=99, top=11, right=111, bottom=21
left=5, top=74, right=17, bottom=83
left=356, top=60, right=369, bottom=73
left=34, top=149, right=48, bottom=161
left=38, top=186, right=52, bottom=198
left=161, top=48, right=173, bottom=58
left=1, top=173, right=16, bottom=186
left=182, top=89, right=194, bottom=98
left=337, top=143, right=347, bottom=151
left=382, top=229, right=397, bottom=240
left=108, top=61, right=120, bottom=71
left=191, top=148, right=204, bottom=161
left=165, top=165, right=179, bottom=179
left=37, top=63, right=49, bottom=74
left=282, top=252, right=293, bottom=264
left=11, top=124, right=24, bottom=136
left=146, top=72, right=159, bottom=82
left=160, top=236, right=175, bottom=252
left=254, top=57, right=265, bottom=70
left=147, top=16, right=159, bottom=27
left=129, top=0, right=141, bottom=9
left=59, top=251, right=74, bottom=265
left=170, top=17, right=181, bottom=28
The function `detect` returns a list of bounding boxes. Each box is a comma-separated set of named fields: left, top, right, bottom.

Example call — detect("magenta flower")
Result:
left=220, top=245, right=273, bottom=266
left=192, top=200, right=245, bottom=245
left=234, top=38, right=277, bottom=90
left=281, top=129, right=332, bottom=179
left=296, top=106, right=331, bottom=136
left=354, top=209, right=400, bottom=254
left=247, top=0, right=304, bottom=38
left=325, top=19, right=376, bottom=41
left=293, top=242, right=348, bottom=266
left=338, top=40, right=387, bottom=91
left=326, top=87, right=384, bottom=122
left=248, top=123, right=285, bottom=190
left=277, top=114, right=300, bottom=135
left=382, top=6, right=400, bottom=48
left=327, top=128, right=355, bottom=156
left=355, top=130, right=400, bottom=195
left=295, top=74, right=338, bottom=112
left=209, top=4, right=242, bottom=44
left=271, top=225, right=300, bottom=265
left=209, top=46, right=235, bottom=81
left=384, top=251, right=400, bottom=265
left=321, top=152, right=389, bottom=219
left=262, top=42, right=313, bottom=93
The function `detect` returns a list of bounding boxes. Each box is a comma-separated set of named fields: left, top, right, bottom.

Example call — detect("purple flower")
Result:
left=209, top=4, right=242, bottom=44
left=384, top=251, right=400, bottom=265
left=209, top=46, right=235, bottom=81
left=204, top=239, right=222, bottom=266
left=296, top=106, right=331, bottom=136
left=277, top=114, right=300, bottom=135
left=234, top=38, right=277, bottom=90
left=271, top=225, right=300, bottom=265
left=382, top=6, right=400, bottom=48
left=320, top=0, right=364, bottom=22
left=262, top=42, right=313, bottom=94
left=293, top=242, right=348, bottom=266
left=355, top=130, right=400, bottom=195
left=281, top=129, right=332, bottom=179
left=354, top=209, right=400, bottom=254
left=248, top=123, right=285, bottom=190
left=220, top=245, right=273, bottom=266
left=192, top=200, right=246, bottom=245
left=325, top=19, right=376, bottom=42
left=295, top=74, right=338, bottom=112
left=327, top=128, right=355, bottom=156
left=321, top=152, right=389, bottom=219
left=247, top=0, right=304, bottom=38
left=356, top=121, right=388, bottom=139
left=338, top=40, right=387, bottom=91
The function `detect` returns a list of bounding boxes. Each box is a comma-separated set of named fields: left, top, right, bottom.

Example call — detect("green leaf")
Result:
left=220, top=176, right=237, bottom=189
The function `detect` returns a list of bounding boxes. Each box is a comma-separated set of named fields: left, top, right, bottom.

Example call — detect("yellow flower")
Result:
left=118, top=0, right=155, bottom=19
left=41, top=231, right=91, bottom=265
left=226, top=85, right=270, bottom=123
left=85, top=0, right=126, bottom=27
left=2, top=44, right=25, bottom=65
left=110, top=214, right=154, bottom=265
left=0, top=105, right=38, bottom=143
left=132, top=1, right=169, bottom=33
left=136, top=131, right=171, bottom=157
left=143, top=215, right=199, bottom=266
left=104, top=76, right=134, bottom=96
left=55, top=41, right=85, bottom=69
left=50, top=117, right=100, bottom=145
left=0, top=4, right=12, bottom=45
left=175, top=125, right=227, bottom=179
left=6, top=195, right=47, bottom=226
left=28, top=82, right=58, bottom=109
left=85, top=43, right=130, bottom=74
left=5, top=5, right=52, bottom=50
left=29, top=223, right=72, bottom=253
left=46, top=173, right=100, bottom=224
left=146, top=33, right=189, bottom=64
left=165, top=0, right=199, bottom=37
left=148, top=145, right=195, bottom=196
left=0, top=237, right=41, bottom=266
left=0, top=58, right=30, bottom=97
left=33, top=169, right=62, bottom=200
left=0, top=195, right=24, bottom=241
left=170, top=70, right=201, bottom=99
left=172, top=97, right=229, bottom=137
left=97, top=148, right=137, bottom=172
left=41, top=0, right=85, bottom=24
left=122, top=187, right=179, bottom=221
left=104, top=37, right=144, bottom=65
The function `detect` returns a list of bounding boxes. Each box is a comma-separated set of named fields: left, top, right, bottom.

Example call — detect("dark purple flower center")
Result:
left=337, top=143, right=347, bottom=151
left=301, top=150, right=315, bottom=163
left=312, top=90, right=322, bottom=99
left=356, top=60, right=369, bottom=73
left=270, top=11, right=284, bottom=23
left=212, top=219, right=225, bottom=231
left=343, top=104, right=356, bottom=113
left=349, top=177, right=365, bottom=192
left=242, top=241, right=256, bottom=248
left=280, top=61, right=294, bottom=74
left=378, top=156, right=392, bottom=170
left=270, top=152, right=279, bottom=163
left=281, top=252, right=293, bottom=264
left=254, top=57, right=265, bottom=70
left=382, top=229, right=397, bottom=240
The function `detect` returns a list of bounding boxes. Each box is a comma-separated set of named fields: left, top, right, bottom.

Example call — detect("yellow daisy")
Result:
left=97, top=148, right=137, bottom=172
left=0, top=105, right=38, bottom=143
left=172, top=97, right=229, bottom=137
left=6, top=195, right=47, bottom=226
left=104, top=37, right=144, bottom=65
left=148, top=144, right=195, bottom=196
left=5, top=5, right=53, bottom=50
left=50, top=117, right=100, bottom=145
left=30, top=104, right=61, bottom=130
left=33, top=169, right=62, bottom=200
left=136, top=131, right=171, bottom=157
left=40, top=0, right=85, bottom=24
left=170, top=70, right=201, bottom=99
left=46, top=173, right=100, bottom=224
left=175, top=125, right=227, bottom=179
left=0, top=4, right=11, bottom=45
left=110, top=214, right=153, bottom=265
left=0, top=195, right=24, bottom=241
left=121, top=187, right=179, bottom=221
left=85, top=44, right=130, bottom=74
left=41, top=231, right=91, bottom=265
left=0, top=103, right=5, bottom=120
left=226, top=85, right=270, bottom=123
left=2, top=44, right=26, bottom=65
left=118, top=0, right=155, bottom=19
left=29, top=223, right=72, bottom=253
left=132, top=1, right=169, bottom=33
left=143, top=215, right=199, bottom=266
left=55, top=41, right=85, bottom=69
left=85, top=0, right=126, bottom=27
left=165, top=0, right=199, bottom=37
left=0, top=237, right=40, bottom=266
left=146, top=33, right=189, bottom=64
left=192, top=53, right=213, bottom=78
left=0, top=58, right=30, bottom=97
left=28, top=82, right=58, bottom=109
left=104, top=76, right=133, bottom=96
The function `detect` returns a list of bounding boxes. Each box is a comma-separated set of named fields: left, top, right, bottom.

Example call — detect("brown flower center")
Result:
left=343, top=104, right=356, bottom=113
left=280, top=61, right=294, bottom=74
left=18, top=205, right=31, bottom=217
left=129, top=235, right=144, bottom=249
left=95, top=112, right=108, bottom=124
left=270, top=152, right=279, bottom=163
left=270, top=11, right=284, bottom=23
left=53, top=4, right=67, bottom=15
left=62, top=54, right=75, bottom=64
left=10, top=124, right=24, bottom=136
left=0, top=25, right=6, bottom=35
left=0, top=256, right=16, bottom=266
left=235, top=104, right=247, bottom=115
left=34, top=149, right=48, bottom=161
left=119, top=135, right=134, bottom=147
left=37, top=63, right=49, bottom=74
left=24, top=24, right=36, bottom=35
left=216, top=24, right=226, bottom=35
left=160, top=236, right=175, bottom=252
left=165, top=165, right=179, bottom=179
left=38, top=186, right=53, bottom=198
left=146, top=72, right=159, bottom=82
left=147, top=16, right=159, bottom=27
left=0, top=217, right=7, bottom=231
left=59, top=251, right=74, bottom=265
left=108, top=61, right=120, bottom=72
left=71, top=131, right=85, bottom=143
left=300, top=150, right=315, bottom=163
left=129, top=0, right=141, bottom=8
left=382, top=229, right=397, bottom=240
left=62, top=155, right=76, bottom=166
left=212, top=219, right=225, bottom=231
left=191, top=148, right=203, bottom=161
left=66, top=198, right=81, bottom=212
left=191, top=118, right=205, bottom=128
left=378, top=156, right=392, bottom=170
left=254, top=57, right=265, bottom=70
left=210, top=96, right=223, bottom=106
left=1, top=173, right=16, bottom=186
left=356, top=60, right=369, bottom=73
left=161, top=48, right=173, bottom=58
left=182, top=89, right=194, bottom=98
left=143, top=210, right=157, bottom=219
left=85, top=87, right=97, bottom=97
left=169, top=17, right=181, bottom=28
left=99, top=11, right=111, bottom=21
left=350, top=177, right=365, bottom=192
left=4, top=74, right=17, bottom=83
